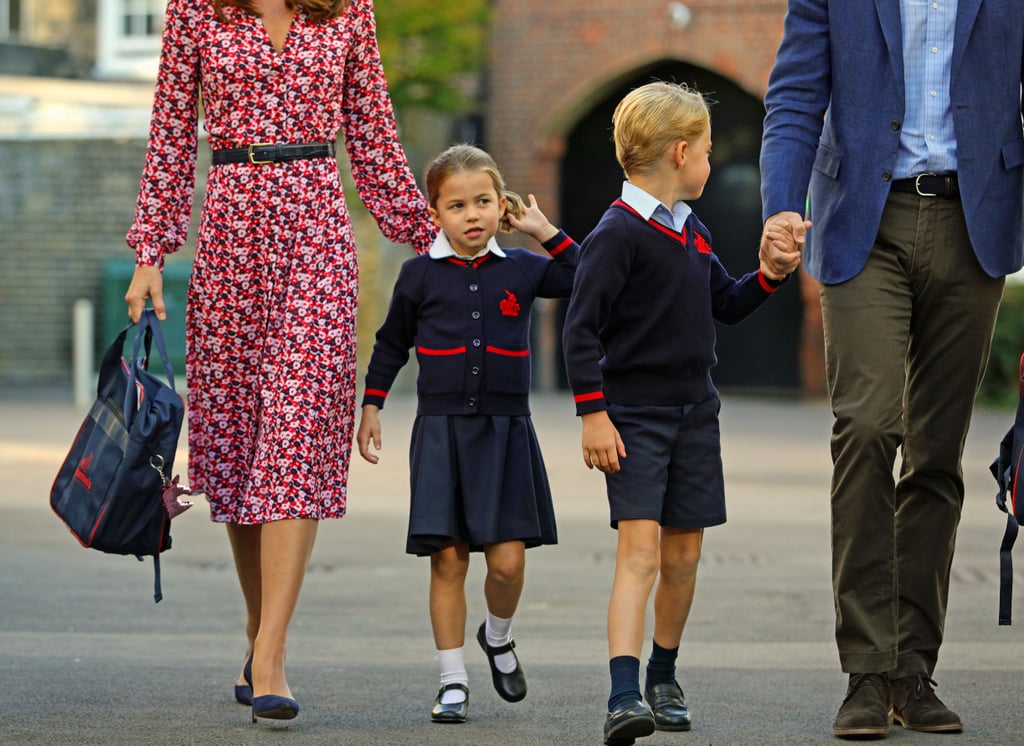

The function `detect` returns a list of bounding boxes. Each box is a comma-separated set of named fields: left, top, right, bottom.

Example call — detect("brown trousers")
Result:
left=820, top=190, right=1004, bottom=677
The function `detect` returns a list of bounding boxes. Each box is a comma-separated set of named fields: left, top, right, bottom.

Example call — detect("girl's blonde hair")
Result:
left=612, top=81, right=711, bottom=178
left=213, top=0, right=348, bottom=23
left=425, top=144, right=525, bottom=234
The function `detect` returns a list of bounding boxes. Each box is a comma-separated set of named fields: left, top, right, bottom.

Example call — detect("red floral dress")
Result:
left=128, top=0, right=435, bottom=524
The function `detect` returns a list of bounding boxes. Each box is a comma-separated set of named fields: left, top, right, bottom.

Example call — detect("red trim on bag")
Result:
left=485, top=346, right=530, bottom=357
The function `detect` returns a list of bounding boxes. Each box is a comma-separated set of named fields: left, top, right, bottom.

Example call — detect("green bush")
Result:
left=978, top=283, right=1024, bottom=409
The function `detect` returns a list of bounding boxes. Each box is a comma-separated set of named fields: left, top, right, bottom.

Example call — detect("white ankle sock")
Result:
left=485, top=612, right=518, bottom=674
left=437, top=647, right=467, bottom=704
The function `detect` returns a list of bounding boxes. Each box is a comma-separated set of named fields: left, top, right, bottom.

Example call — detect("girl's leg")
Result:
left=225, top=523, right=262, bottom=686
left=651, top=527, right=703, bottom=651
left=430, top=544, right=471, bottom=649
left=482, top=541, right=527, bottom=673
left=482, top=540, right=526, bottom=618
left=250, top=517, right=319, bottom=699
left=431, top=544, right=471, bottom=705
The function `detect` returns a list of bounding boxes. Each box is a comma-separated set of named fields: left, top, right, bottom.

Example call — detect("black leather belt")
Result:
left=211, top=141, right=336, bottom=165
left=890, top=172, right=959, bottom=199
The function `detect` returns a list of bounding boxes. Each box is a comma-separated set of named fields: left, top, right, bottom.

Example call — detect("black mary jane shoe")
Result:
left=603, top=700, right=656, bottom=746
left=431, top=683, right=469, bottom=724
left=476, top=622, right=527, bottom=702
left=644, top=681, right=692, bottom=731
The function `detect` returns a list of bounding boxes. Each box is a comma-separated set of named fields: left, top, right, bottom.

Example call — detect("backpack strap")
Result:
left=993, top=352, right=1024, bottom=625
left=152, top=553, right=163, bottom=603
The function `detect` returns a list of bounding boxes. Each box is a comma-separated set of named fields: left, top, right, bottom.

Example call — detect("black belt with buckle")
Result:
left=211, top=141, right=336, bottom=165
left=890, top=172, right=959, bottom=199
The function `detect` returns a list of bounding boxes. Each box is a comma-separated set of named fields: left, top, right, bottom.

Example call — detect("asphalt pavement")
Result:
left=1, top=391, right=1022, bottom=745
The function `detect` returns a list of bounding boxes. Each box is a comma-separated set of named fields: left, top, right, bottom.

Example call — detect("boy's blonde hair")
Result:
left=612, top=81, right=711, bottom=178
left=425, top=144, right=525, bottom=233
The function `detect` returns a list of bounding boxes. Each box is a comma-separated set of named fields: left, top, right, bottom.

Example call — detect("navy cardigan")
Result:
left=362, top=230, right=578, bottom=416
left=563, top=201, right=783, bottom=415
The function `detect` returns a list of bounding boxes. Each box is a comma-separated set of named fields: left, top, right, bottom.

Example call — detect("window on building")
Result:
left=96, top=0, right=165, bottom=79
left=0, top=0, right=24, bottom=40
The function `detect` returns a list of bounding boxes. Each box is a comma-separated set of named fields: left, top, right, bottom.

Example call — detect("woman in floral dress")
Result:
left=124, top=0, right=436, bottom=720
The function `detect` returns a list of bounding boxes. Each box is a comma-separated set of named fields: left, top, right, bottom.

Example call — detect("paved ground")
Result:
left=1, top=391, right=1022, bottom=745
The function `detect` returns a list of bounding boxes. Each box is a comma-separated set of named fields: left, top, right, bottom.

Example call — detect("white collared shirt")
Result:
left=620, top=181, right=692, bottom=233
left=428, top=229, right=507, bottom=260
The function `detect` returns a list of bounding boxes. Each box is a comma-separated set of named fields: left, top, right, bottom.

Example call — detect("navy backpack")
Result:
left=989, top=351, right=1024, bottom=625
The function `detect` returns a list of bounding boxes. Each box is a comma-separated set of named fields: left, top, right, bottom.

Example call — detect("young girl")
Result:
left=356, top=144, right=578, bottom=723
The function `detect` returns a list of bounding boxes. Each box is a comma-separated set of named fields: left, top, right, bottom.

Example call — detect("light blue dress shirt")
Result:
left=894, top=0, right=958, bottom=178
left=620, top=181, right=692, bottom=232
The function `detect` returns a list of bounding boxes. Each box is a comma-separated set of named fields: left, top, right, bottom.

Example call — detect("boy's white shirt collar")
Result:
left=428, top=229, right=507, bottom=260
left=620, top=181, right=692, bottom=232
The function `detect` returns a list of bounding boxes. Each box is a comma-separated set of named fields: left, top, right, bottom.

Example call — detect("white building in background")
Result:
left=1, top=0, right=165, bottom=81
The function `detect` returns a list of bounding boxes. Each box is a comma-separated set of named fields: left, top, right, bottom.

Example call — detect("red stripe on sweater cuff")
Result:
left=573, top=390, right=604, bottom=403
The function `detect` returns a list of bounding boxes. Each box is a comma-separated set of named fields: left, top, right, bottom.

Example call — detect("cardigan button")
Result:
left=468, top=396, right=478, bottom=407
left=469, top=283, right=479, bottom=292
left=472, top=339, right=481, bottom=347
left=471, top=366, right=480, bottom=375
left=471, top=311, right=481, bottom=319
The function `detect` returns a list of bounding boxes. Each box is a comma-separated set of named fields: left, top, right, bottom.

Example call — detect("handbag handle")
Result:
left=131, top=309, right=177, bottom=390
left=123, top=309, right=178, bottom=427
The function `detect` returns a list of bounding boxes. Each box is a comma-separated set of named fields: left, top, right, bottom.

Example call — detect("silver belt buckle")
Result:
left=914, top=172, right=938, bottom=197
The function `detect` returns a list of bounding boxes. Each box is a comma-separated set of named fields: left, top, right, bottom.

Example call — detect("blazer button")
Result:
left=882, top=172, right=892, bottom=182
left=891, top=121, right=901, bottom=131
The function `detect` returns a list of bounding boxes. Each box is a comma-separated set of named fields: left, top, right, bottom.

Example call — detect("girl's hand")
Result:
left=357, top=405, right=383, bottom=464
left=507, top=194, right=558, bottom=244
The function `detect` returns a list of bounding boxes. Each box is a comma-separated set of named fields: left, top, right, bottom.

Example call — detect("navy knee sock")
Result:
left=608, top=655, right=642, bottom=712
left=645, top=639, right=678, bottom=688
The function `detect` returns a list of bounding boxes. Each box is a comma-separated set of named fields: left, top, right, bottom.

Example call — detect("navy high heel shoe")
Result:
left=252, top=695, right=300, bottom=722
left=235, top=654, right=253, bottom=705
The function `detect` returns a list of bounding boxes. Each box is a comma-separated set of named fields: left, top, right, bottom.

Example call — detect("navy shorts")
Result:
left=604, top=398, right=726, bottom=529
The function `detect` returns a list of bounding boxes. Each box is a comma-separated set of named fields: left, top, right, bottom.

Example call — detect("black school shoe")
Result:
left=603, top=700, right=656, bottom=746
left=476, top=622, right=527, bottom=702
left=644, top=680, right=692, bottom=731
left=430, top=683, right=469, bottom=724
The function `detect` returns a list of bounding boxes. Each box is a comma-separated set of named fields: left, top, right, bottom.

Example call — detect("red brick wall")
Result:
left=487, top=0, right=788, bottom=229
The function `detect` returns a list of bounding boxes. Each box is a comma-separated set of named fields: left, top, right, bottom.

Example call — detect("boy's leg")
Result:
left=479, top=541, right=528, bottom=701
left=652, top=527, right=703, bottom=651
left=645, top=527, right=702, bottom=731
left=605, top=518, right=660, bottom=743
left=430, top=544, right=470, bottom=709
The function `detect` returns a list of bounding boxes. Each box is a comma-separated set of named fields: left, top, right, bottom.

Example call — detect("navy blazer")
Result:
left=760, top=0, right=1024, bottom=284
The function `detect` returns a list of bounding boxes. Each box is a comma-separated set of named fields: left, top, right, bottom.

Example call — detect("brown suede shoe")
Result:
left=833, top=673, right=891, bottom=738
left=890, top=675, right=962, bottom=733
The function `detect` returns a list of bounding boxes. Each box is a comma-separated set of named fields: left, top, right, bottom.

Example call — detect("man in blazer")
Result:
left=759, top=0, right=1024, bottom=738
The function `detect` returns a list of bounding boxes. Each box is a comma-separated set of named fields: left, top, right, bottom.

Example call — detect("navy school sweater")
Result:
left=361, top=230, right=579, bottom=416
left=562, top=201, right=784, bottom=415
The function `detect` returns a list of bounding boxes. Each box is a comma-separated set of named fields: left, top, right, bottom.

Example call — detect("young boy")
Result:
left=561, top=81, right=806, bottom=745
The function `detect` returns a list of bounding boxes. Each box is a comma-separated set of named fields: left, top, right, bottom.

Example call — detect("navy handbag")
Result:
left=50, top=309, right=189, bottom=602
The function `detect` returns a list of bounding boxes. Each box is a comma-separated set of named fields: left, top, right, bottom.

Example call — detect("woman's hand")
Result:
left=124, top=265, right=166, bottom=323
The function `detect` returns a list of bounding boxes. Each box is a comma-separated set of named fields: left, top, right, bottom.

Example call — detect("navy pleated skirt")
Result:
left=406, top=414, right=558, bottom=556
